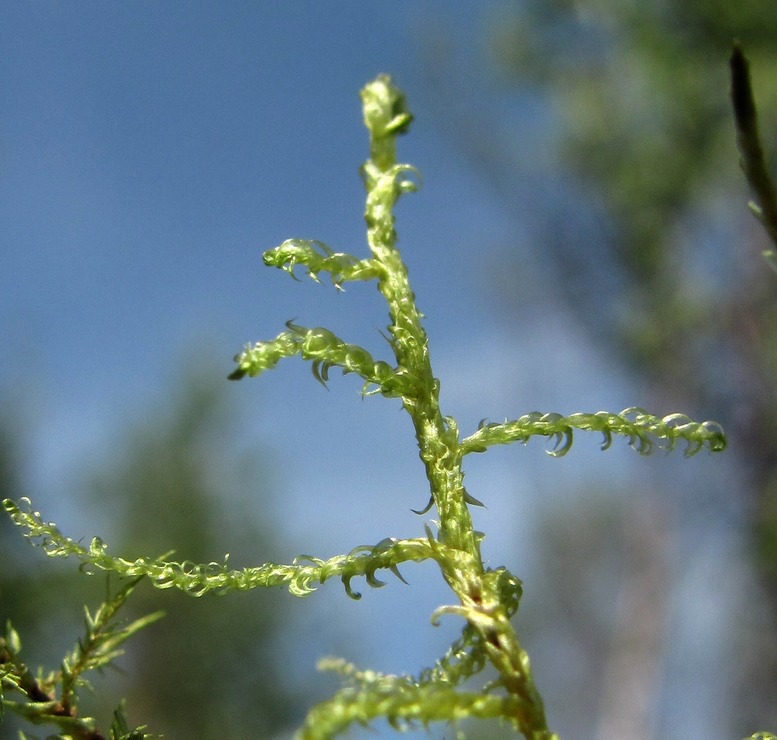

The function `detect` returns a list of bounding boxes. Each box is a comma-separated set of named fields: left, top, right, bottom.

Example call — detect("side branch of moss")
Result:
left=2, top=498, right=435, bottom=598
left=461, top=408, right=726, bottom=457
left=298, top=658, right=527, bottom=740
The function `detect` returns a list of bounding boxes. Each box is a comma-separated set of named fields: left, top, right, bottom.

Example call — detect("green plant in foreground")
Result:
left=2, top=75, right=731, bottom=738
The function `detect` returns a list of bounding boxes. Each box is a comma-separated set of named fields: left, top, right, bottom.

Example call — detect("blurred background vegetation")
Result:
left=4, top=2, right=777, bottom=738
left=437, top=2, right=777, bottom=737
left=1, top=371, right=306, bottom=737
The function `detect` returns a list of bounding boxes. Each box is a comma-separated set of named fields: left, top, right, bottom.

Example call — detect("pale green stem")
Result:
left=359, top=75, right=555, bottom=740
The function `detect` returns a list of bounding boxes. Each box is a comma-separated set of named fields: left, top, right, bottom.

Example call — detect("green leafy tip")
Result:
left=461, top=408, right=726, bottom=457
left=360, top=74, right=414, bottom=140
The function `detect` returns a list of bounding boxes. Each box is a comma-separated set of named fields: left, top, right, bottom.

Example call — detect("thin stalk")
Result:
left=359, top=74, right=556, bottom=740
left=730, top=43, right=777, bottom=251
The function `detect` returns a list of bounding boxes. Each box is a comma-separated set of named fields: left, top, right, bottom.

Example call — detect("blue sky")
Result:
left=1, top=4, right=743, bottom=738
left=1, top=3, right=516, bottom=491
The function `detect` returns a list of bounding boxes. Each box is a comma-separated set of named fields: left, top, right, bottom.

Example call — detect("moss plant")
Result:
left=2, top=74, right=732, bottom=739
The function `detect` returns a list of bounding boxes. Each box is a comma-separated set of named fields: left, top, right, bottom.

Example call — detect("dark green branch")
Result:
left=730, top=43, right=777, bottom=251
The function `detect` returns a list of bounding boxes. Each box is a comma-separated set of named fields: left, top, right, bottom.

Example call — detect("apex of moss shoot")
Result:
left=360, top=74, right=413, bottom=138
left=360, top=75, right=413, bottom=172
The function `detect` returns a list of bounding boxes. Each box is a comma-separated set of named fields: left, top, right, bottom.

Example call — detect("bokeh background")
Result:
left=3, top=2, right=777, bottom=738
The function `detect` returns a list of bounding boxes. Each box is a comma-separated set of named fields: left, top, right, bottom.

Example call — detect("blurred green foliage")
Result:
left=486, top=0, right=777, bottom=374
left=1, top=370, right=303, bottom=738
left=498, top=2, right=777, bottom=733
left=424, top=1, right=777, bottom=735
